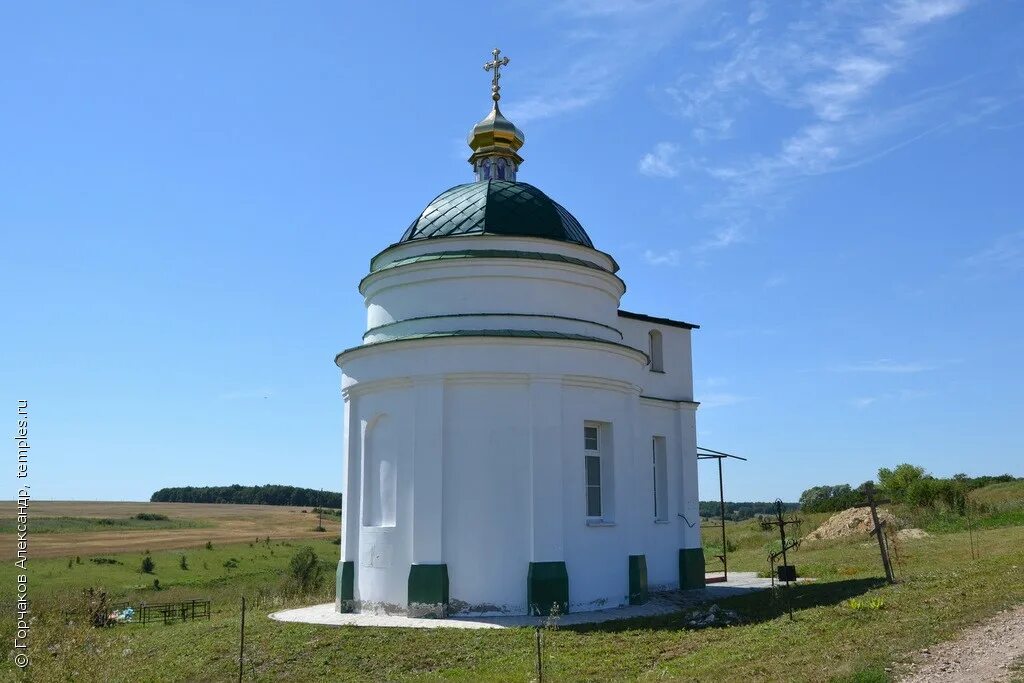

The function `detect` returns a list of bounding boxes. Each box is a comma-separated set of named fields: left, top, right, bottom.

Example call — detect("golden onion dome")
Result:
left=468, top=49, right=524, bottom=182
left=468, top=105, right=525, bottom=158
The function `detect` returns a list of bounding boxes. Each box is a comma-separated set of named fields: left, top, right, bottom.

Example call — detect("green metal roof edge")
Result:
left=335, top=329, right=648, bottom=367
left=617, top=309, right=700, bottom=330
left=362, top=313, right=624, bottom=341
left=359, top=249, right=626, bottom=292
left=369, top=237, right=621, bottom=274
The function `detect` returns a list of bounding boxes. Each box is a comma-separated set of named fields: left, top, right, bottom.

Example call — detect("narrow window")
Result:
left=649, top=329, right=664, bottom=372
left=652, top=436, right=668, bottom=521
left=584, top=423, right=602, bottom=517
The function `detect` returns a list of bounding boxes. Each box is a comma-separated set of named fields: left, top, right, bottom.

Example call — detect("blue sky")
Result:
left=2, top=1, right=1022, bottom=503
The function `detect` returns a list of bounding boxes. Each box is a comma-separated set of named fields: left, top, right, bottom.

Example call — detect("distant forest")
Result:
left=699, top=501, right=799, bottom=520
left=150, top=484, right=342, bottom=508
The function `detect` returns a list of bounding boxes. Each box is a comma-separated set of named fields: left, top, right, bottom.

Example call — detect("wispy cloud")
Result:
left=850, top=397, right=878, bottom=409
left=505, top=0, right=705, bottom=123
left=700, top=392, right=751, bottom=409
left=849, top=389, right=932, bottom=408
left=663, top=0, right=1007, bottom=249
left=963, top=231, right=1024, bottom=274
left=638, top=142, right=681, bottom=178
left=643, top=248, right=682, bottom=266
left=832, top=359, right=934, bottom=374
left=693, top=224, right=745, bottom=252
left=764, top=273, right=787, bottom=288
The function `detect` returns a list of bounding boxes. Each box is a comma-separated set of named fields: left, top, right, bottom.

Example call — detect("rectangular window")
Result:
left=652, top=436, right=667, bottom=521
left=584, top=423, right=602, bottom=517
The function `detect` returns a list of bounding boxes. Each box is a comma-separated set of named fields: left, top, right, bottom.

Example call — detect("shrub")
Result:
left=223, top=558, right=239, bottom=569
left=205, top=541, right=213, bottom=550
left=179, top=555, right=189, bottom=570
left=90, top=557, right=121, bottom=565
left=153, top=578, right=161, bottom=590
left=134, top=513, right=169, bottom=521
left=285, top=546, right=326, bottom=595
left=140, top=556, right=155, bottom=574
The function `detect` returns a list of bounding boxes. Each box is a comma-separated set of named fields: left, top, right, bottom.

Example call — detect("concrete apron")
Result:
left=270, top=572, right=778, bottom=630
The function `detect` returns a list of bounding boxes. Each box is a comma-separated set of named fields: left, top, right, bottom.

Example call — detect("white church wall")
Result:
left=635, top=399, right=701, bottom=590
left=442, top=378, right=532, bottom=615
left=351, top=387, right=415, bottom=613
left=370, top=234, right=618, bottom=274
left=560, top=383, right=636, bottom=611
left=363, top=313, right=623, bottom=345
left=617, top=317, right=694, bottom=401
left=362, top=260, right=624, bottom=336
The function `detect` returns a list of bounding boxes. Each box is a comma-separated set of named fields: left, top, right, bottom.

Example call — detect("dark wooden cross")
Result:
left=859, top=482, right=895, bottom=583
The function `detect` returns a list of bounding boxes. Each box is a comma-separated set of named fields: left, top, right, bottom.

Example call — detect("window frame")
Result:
left=584, top=422, right=602, bottom=519
left=652, top=435, right=668, bottom=522
left=648, top=329, right=664, bottom=372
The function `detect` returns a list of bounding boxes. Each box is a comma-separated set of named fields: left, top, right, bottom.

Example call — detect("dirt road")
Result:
left=900, top=604, right=1024, bottom=682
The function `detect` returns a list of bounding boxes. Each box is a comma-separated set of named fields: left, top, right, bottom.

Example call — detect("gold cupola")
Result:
left=468, top=48, right=525, bottom=182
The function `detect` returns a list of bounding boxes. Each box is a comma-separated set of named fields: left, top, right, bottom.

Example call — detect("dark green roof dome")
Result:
left=400, top=180, right=593, bottom=248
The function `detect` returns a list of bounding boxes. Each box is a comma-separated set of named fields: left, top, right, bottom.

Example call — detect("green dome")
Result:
left=400, top=180, right=593, bottom=248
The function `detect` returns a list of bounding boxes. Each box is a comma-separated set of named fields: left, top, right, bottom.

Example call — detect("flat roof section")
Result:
left=617, top=309, right=700, bottom=330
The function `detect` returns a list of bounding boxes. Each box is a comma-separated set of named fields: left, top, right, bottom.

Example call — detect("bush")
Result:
left=179, top=555, right=189, bottom=570
left=134, top=513, right=169, bottom=521
left=285, top=546, right=326, bottom=595
left=205, top=541, right=213, bottom=550
left=140, top=556, right=155, bottom=574
left=223, top=558, right=239, bottom=569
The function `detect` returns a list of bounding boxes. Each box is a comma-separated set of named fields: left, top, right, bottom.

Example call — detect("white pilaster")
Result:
left=529, top=376, right=564, bottom=561
left=341, top=394, right=361, bottom=563
left=411, top=378, right=445, bottom=564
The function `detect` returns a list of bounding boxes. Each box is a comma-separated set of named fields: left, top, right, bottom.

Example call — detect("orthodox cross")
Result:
left=484, top=48, right=510, bottom=102
left=858, top=482, right=895, bottom=583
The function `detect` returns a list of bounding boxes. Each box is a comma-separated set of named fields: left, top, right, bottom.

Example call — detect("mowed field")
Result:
left=0, top=501, right=335, bottom=559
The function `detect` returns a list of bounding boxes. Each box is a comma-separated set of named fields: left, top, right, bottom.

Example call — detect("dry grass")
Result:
left=0, top=501, right=333, bottom=559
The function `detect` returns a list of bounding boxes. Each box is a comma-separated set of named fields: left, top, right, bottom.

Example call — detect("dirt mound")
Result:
left=897, top=528, right=930, bottom=541
left=803, top=506, right=900, bottom=542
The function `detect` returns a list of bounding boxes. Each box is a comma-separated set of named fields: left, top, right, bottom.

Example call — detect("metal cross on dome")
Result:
left=483, top=48, right=510, bottom=102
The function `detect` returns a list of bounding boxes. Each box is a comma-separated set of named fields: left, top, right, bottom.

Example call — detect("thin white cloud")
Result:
left=963, top=231, right=1024, bottom=273
left=764, top=273, right=787, bottom=288
left=693, top=224, right=745, bottom=252
left=643, top=248, right=682, bottom=266
left=700, top=392, right=751, bottom=409
left=832, top=359, right=935, bottom=374
left=638, top=142, right=681, bottom=178
left=505, top=0, right=706, bottom=123
left=664, top=0, right=995, bottom=249
left=850, top=397, right=878, bottom=409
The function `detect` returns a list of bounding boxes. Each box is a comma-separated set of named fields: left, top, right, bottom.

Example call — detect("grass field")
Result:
left=4, top=500, right=1023, bottom=681
left=0, top=501, right=335, bottom=559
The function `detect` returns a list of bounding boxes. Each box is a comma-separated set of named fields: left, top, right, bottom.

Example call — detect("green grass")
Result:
left=4, top=522, right=1023, bottom=681
left=969, top=480, right=1024, bottom=510
left=0, top=516, right=210, bottom=535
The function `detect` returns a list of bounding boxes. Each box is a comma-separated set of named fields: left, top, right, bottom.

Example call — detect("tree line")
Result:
left=150, top=484, right=342, bottom=508
left=699, top=500, right=799, bottom=521
left=799, top=464, right=1019, bottom=513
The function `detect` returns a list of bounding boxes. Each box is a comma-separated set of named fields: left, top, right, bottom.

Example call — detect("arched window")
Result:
left=648, top=329, right=664, bottom=372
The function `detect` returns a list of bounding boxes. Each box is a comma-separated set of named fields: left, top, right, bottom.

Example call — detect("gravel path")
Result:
left=900, top=604, right=1024, bottom=682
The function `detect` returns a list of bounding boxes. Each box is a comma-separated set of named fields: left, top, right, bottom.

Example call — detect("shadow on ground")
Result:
left=565, top=577, right=889, bottom=634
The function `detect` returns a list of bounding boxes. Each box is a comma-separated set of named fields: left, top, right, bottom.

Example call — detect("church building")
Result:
left=335, top=50, right=705, bottom=618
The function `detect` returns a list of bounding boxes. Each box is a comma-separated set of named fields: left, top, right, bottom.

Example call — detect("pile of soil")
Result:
left=803, top=506, right=901, bottom=542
